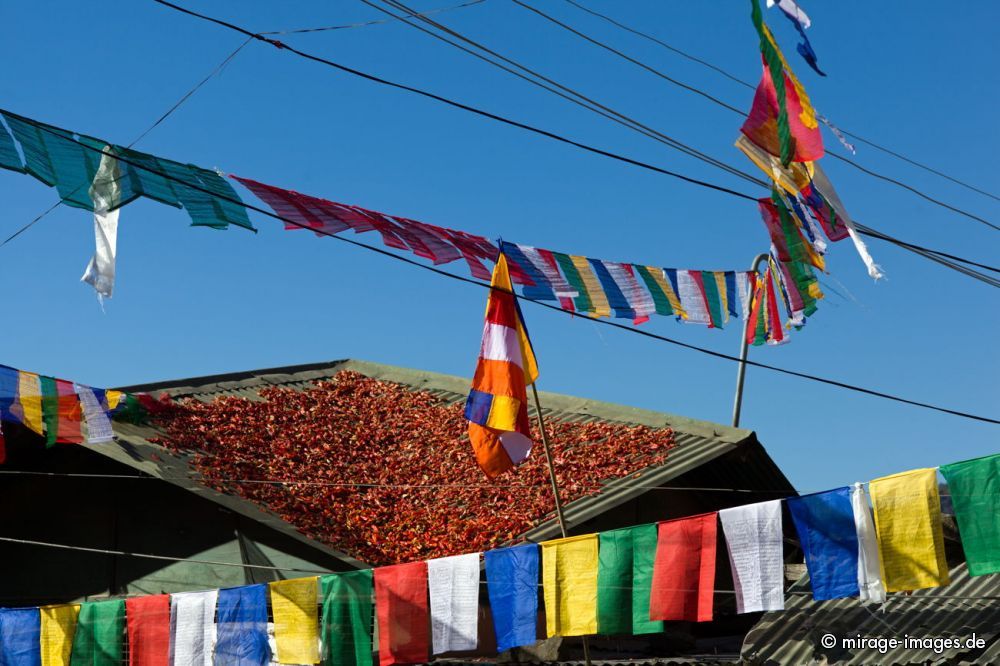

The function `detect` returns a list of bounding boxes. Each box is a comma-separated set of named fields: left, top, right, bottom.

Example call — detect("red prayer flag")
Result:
left=649, top=513, right=717, bottom=623
left=126, top=594, right=170, bottom=666
left=54, top=379, right=83, bottom=444
left=741, top=63, right=824, bottom=164
left=375, top=562, right=430, bottom=666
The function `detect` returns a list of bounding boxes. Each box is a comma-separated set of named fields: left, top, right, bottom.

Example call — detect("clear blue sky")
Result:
left=1, top=1, right=996, bottom=492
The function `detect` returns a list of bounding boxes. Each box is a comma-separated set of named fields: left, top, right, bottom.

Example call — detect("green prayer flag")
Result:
left=634, top=265, right=674, bottom=317
left=597, top=525, right=664, bottom=636
left=700, top=271, right=725, bottom=328
left=39, top=376, right=59, bottom=448
left=940, top=454, right=1000, bottom=576
left=553, top=252, right=593, bottom=314
left=321, top=569, right=374, bottom=666
left=70, top=599, right=124, bottom=666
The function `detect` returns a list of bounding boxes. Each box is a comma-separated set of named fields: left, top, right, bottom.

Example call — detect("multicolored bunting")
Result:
left=745, top=266, right=788, bottom=346
left=869, top=468, right=950, bottom=592
left=484, top=544, right=539, bottom=653
left=939, top=454, right=1000, bottom=576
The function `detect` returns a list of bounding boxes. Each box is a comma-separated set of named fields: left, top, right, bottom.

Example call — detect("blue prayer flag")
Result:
left=216, top=584, right=271, bottom=666
left=485, top=543, right=539, bottom=653
left=787, top=487, right=859, bottom=601
left=0, top=608, right=41, bottom=666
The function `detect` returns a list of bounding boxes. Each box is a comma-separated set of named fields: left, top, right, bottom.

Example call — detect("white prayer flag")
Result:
left=719, top=500, right=785, bottom=613
left=851, top=482, right=887, bottom=605
left=766, top=0, right=811, bottom=28
left=74, top=384, right=114, bottom=444
left=82, top=145, right=123, bottom=301
left=811, top=164, right=884, bottom=281
left=170, top=590, right=218, bottom=666
left=427, top=552, right=481, bottom=654
left=676, top=270, right=710, bottom=324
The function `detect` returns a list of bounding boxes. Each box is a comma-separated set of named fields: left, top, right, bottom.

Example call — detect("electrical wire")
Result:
left=0, top=36, right=254, bottom=249
left=5, top=110, right=997, bottom=426
left=510, top=0, right=998, bottom=232
left=258, top=0, right=486, bottom=35
left=561, top=0, right=1000, bottom=204
left=146, top=0, right=1000, bottom=286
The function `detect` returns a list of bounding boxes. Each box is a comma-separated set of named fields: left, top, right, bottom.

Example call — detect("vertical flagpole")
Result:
left=529, top=382, right=592, bottom=666
left=731, top=253, right=770, bottom=427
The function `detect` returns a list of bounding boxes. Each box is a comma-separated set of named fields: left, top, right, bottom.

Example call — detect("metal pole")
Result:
left=731, top=253, right=770, bottom=428
left=529, top=383, right=591, bottom=666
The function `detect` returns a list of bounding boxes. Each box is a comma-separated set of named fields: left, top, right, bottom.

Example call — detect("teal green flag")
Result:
left=39, top=376, right=59, bottom=448
left=941, top=454, right=1000, bottom=576
left=321, top=570, right=374, bottom=666
left=70, top=599, right=124, bottom=666
left=597, top=525, right=664, bottom=635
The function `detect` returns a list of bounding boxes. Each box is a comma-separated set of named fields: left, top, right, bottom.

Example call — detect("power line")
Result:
left=258, top=0, right=486, bottom=35
left=148, top=0, right=1000, bottom=287
left=561, top=0, right=1000, bottom=204
left=0, top=36, right=254, bottom=249
left=510, top=0, right=998, bottom=232
left=6, top=111, right=996, bottom=425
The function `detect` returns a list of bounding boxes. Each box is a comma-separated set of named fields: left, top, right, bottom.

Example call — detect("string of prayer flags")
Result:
left=939, top=454, right=1000, bottom=576
left=170, top=590, right=218, bottom=666
left=596, top=524, right=663, bottom=635
left=649, top=513, right=718, bottom=623
left=745, top=266, right=787, bottom=346
left=126, top=594, right=171, bottom=666
left=484, top=544, right=539, bottom=653
left=869, top=468, right=950, bottom=592
left=40, top=604, right=79, bottom=666
left=850, top=482, right=886, bottom=605
left=786, top=488, right=860, bottom=601
left=0, top=608, right=41, bottom=666
left=320, top=571, right=374, bottom=666
left=541, top=534, right=599, bottom=638
left=70, top=599, right=125, bottom=666
left=215, top=584, right=271, bottom=664
left=374, top=562, right=430, bottom=666
left=464, top=252, right=539, bottom=479
left=718, top=500, right=785, bottom=613
left=270, top=578, right=320, bottom=665
left=427, top=553, right=481, bottom=654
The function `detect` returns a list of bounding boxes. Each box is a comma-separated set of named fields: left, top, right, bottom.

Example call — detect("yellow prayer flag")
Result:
left=104, top=390, right=123, bottom=411
left=17, top=371, right=44, bottom=435
left=40, top=604, right=79, bottom=666
left=541, top=533, right=599, bottom=637
left=270, top=577, right=320, bottom=664
left=870, top=468, right=950, bottom=592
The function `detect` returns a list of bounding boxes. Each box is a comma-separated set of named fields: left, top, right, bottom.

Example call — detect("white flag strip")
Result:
left=851, top=482, right=887, bottom=606
left=81, top=145, right=123, bottom=301
left=605, top=261, right=655, bottom=320
left=74, top=384, right=114, bottom=444
left=170, top=590, right=218, bottom=666
left=517, top=244, right=578, bottom=298
left=675, top=270, right=710, bottom=324
left=766, top=0, right=811, bottom=28
left=810, top=164, right=884, bottom=281
left=719, top=500, right=785, bottom=613
left=427, top=552, right=481, bottom=654
left=736, top=271, right=753, bottom=321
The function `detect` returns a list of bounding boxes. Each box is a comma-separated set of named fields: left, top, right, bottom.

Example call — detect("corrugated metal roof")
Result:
left=740, top=563, right=1000, bottom=665
left=114, top=359, right=791, bottom=560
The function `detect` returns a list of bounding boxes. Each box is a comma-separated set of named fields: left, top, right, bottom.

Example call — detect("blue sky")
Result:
left=1, top=1, right=996, bottom=492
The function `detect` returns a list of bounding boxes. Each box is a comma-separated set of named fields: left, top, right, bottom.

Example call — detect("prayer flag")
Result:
left=786, top=488, right=860, bottom=600
left=940, top=454, right=1000, bottom=576
left=676, top=270, right=710, bottom=325
left=869, top=468, right=950, bottom=592
left=464, top=251, right=539, bottom=478
left=427, top=553, right=480, bottom=654
left=484, top=544, right=539, bottom=653
left=0, top=608, right=41, bottom=666
left=850, top=483, right=886, bottom=605
left=75, top=384, right=114, bottom=444
left=374, top=562, right=430, bottom=666
left=552, top=252, right=594, bottom=314
left=126, top=595, right=170, bottom=666
left=40, top=604, right=79, bottom=666
left=569, top=255, right=611, bottom=317
left=597, top=524, right=664, bottom=635
left=735, top=135, right=813, bottom=196
left=81, top=144, right=122, bottom=301
left=769, top=0, right=825, bottom=75
left=719, top=500, right=784, bottom=613
left=170, top=590, right=218, bottom=666
left=270, top=577, right=320, bottom=664
left=54, top=379, right=83, bottom=444
left=809, top=164, right=884, bottom=280
left=541, top=534, right=598, bottom=637
left=649, top=513, right=717, bottom=623
left=216, top=584, right=271, bottom=665
left=741, top=63, right=823, bottom=164
left=12, top=371, right=44, bottom=435
left=70, top=599, right=125, bottom=666
left=320, top=570, right=374, bottom=666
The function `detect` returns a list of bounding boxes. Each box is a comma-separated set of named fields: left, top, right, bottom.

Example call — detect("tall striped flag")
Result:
left=465, top=251, right=539, bottom=478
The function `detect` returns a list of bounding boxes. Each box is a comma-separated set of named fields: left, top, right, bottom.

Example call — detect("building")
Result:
left=0, top=359, right=796, bottom=661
